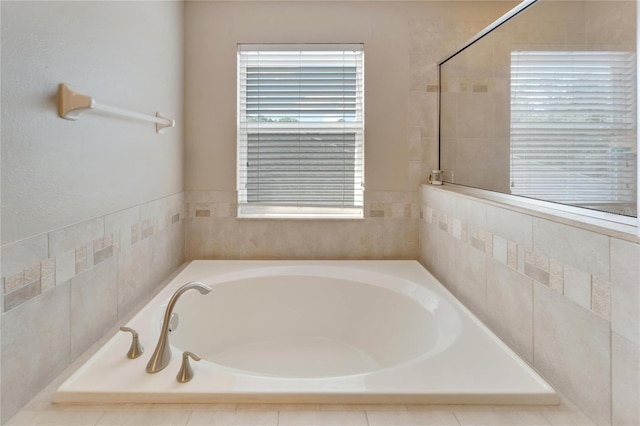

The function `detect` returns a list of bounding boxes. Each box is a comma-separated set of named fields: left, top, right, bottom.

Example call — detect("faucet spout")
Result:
left=146, top=281, right=211, bottom=374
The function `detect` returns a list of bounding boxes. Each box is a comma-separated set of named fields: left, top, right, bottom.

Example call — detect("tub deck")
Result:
left=54, top=260, right=558, bottom=405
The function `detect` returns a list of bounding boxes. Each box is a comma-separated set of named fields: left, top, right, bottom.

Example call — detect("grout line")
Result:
left=609, top=327, right=613, bottom=425
left=94, top=411, right=107, bottom=426
left=185, top=410, right=194, bottom=426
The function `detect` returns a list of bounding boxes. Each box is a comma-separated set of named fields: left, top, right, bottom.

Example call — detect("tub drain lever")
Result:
left=177, top=351, right=201, bottom=383
left=119, top=326, right=144, bottom=359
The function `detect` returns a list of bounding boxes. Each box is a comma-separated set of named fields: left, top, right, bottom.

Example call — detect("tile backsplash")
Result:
left=419, top=184, right=640, bottom=426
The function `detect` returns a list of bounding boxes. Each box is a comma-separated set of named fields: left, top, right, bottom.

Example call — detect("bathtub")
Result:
left=55, top=260, right=558, bottom=405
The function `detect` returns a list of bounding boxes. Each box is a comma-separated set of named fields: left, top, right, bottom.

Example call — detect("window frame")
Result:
left=236, top=43, right=365, bottom=219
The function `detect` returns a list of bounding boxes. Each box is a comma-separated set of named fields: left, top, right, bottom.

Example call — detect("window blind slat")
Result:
left=510, top=51, right=637, bottom=216
left=237, top=45, right=365, bottom=214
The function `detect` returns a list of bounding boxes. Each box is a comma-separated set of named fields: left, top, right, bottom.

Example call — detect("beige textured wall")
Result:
left=1, top=1, right=184, bottom=245
left=183, top=0, right=513, bottom=260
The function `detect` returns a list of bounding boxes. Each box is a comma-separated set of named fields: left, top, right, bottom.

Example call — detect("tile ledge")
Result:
left=421, top=184, right=640, bottom=244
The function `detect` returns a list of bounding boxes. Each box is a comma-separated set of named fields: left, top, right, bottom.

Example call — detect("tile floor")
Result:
left=6, top=400, right=597, bottom=426
left=8, top=387, right=597, bottom=426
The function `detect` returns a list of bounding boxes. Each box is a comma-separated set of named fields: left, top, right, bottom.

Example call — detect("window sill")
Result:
left=237, top=205, right=364, bottom=220
left=421, top=183, right=640, bottom=243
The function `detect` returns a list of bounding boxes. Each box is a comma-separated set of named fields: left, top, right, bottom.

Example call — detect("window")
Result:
left=510, top=51, right=637, bottom=217
left=237, top=44, right=365, bottom=219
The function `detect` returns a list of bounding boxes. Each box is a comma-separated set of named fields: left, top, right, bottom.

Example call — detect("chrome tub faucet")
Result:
left=146, top=281, right=212, bottom=374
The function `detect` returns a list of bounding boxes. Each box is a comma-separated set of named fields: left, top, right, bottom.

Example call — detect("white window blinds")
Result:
left=237, top=44, right=365, bottom=219
left=510, top=51, right=637, bottom=217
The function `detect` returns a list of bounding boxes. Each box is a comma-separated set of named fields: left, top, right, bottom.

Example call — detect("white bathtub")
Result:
left=55, top=260, right=558, bottom=405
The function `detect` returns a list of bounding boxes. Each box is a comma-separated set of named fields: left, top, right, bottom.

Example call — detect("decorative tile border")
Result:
left=421, top=204, right=612, bottom=321
left=185, top=201, right=420, bottom=220
left=0, top=196, right=184, bottom=314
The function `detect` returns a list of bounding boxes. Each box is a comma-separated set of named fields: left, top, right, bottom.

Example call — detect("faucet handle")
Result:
left=119, top=326, right=144, bottom=359
left=176, top=351, right=201, bottom=383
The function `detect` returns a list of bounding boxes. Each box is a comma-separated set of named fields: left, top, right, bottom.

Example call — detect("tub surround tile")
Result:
left=492, top=235, right=507, bottom=264
left=4, top=280, right=41, bottom=312
left=422, top=186, right=455, bottom=217
left=611, top=334, right=640, bottom=426
left=533, top=218, right=609, bottom=279
left=104, top=206, right=140, bottom=238
left=185, top=217, right=239, bottom=260
left=149, top=221, right=185, bottom=288
left=70, top=257, right=118, bottom=360
left=40, top=258, right=55, bottom=280
left=563, top=265, right=592, bottom=310
left=383, top=218, right=419, bottom=259
left=548, top=258, right=564, bottom=294
left=23, top=263, right=41, bottom=284
left=117, top=240, right=150, bottom=319
left=74, top=245, right=89, bottom=275
left=139, top=199, right=164, bottom=231
left=453, top=240, right=487, bottom=320
left=187, top=209, right=405, bottom=261
left=517, top=244, right=527, bottom=274
left=533, top=283, right=611, bottom=426
left=48, top=218, right=104, bottom=257
left=94, top=244, right=114, bottom=265
left=610, top=238, right=640, bottom=346
left=0, top=192, right=187, bottom=423
left=55, top=249, right=76, bottom=285
left=1, top=281, right=71, bottom=424
left=420, top=186, right=640, bottom=426
left=485, top=205, right=533, bottom=249
left=455, top=196, right=486, bottom=229
left=40, top=273, right=56, bottom=293
left=590, top=276, right=611, bottom=321
left=420, top=193, right=616, bottom=323
left=1, top=234, right=49, bottom=278
left=486, top=259, right=534, bottom=364
left=419, top=221, right=455, bottom=291
left=3, top=271, right=24, bottom=294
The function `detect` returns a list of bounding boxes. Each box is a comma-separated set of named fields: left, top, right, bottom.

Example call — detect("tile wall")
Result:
left=184, top=191, right=419, bottom=260
left=0, top=193, right=186, bottom=423
left=419, top=184, right=640, bottom=426
left=409, top=19, right=496, bottom=181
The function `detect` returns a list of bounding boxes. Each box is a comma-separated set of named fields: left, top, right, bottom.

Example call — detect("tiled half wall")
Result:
left=0, top=193, right=185, bottom=423
left=419, top=184, right=640, bottom=426
left=185, top=190, right=420, bottom=260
